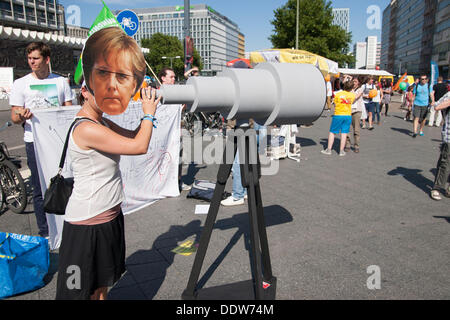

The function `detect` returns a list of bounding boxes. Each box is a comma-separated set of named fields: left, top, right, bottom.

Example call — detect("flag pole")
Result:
left=145, top=60, right=161, bottom=86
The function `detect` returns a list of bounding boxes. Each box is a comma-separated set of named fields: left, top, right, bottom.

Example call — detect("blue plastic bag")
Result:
left=0, top=232, right=49, bottom=299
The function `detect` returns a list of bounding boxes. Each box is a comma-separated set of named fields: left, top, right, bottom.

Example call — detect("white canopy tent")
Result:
left=0, top=25, right=149, bottom=54
left=338, top=68, right=394, bottom=77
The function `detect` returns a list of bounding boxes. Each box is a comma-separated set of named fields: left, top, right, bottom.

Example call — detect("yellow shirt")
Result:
left=334, top=91, right=355, bottom=116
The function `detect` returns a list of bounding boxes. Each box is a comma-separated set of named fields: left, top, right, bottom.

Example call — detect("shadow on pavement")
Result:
left=433, top=216, right=450, bottom=223
left=108, top=205, right=293, bottom=300
left=387, top=166, right=434, bottom=194
left=390, top=127, right=412, bottom=136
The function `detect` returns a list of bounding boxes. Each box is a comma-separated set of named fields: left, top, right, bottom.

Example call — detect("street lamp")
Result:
left=296, top=0, right=299, bottom=50
left=162, top=56, right=181, bottom=69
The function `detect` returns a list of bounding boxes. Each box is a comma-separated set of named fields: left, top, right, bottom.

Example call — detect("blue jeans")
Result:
left=26, top=142, right=48, bottom=237
left=372, top=102, right=381, bottom=122
left=232, top=123, right=267, bottom=200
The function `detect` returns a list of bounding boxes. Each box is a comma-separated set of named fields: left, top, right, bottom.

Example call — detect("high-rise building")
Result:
left=354, top=42, right=367, bottom=69
left=332, top=8, right=350, bottom=33
left=353, top=37, right=381, bottom=70
left=130, top=4, right=242, bottom=73
left=366, top=36, right=378, bottom=69
left=381, top=0, right=448, bottom=78
left=0, top=0, right=65, bottom=35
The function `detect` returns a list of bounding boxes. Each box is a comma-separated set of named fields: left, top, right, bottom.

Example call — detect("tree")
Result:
left=140, top=33, right=202, bottom=81
left=269, top=0, right=354, bottom=67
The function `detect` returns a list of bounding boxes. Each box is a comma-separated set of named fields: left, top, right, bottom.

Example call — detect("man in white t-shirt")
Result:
left=9, top=42, right=73, bottom=238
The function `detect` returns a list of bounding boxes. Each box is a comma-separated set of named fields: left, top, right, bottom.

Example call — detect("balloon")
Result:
left=133, top=80, right=148, bottom=101
left=369, top=89, right=378, bottom=99
left=399, top=82, right=408, bottom=91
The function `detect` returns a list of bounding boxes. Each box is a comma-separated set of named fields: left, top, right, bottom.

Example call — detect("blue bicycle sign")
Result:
left=117, top=9, right=139, bottom=37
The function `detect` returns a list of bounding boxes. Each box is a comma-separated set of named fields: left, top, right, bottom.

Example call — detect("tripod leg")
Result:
left=246, top=174, right=265, bottom=300
left=182, top=136, right=236, bottom=300
left=255, top=182, right=273, bottom=281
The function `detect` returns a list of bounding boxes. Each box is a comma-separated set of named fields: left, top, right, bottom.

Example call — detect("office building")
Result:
left=366, top=36, right=378, bottom=69
left=130, top=4, right=242, bottom=73
left=431, top=0, right=449, bottom=78
left=0, top=0, right=65, bottom=34
left=381, top=0, right=448, bottom=78
left=332, top=8, right=350, bottom=33
left=354, top=42, right=367, bottom=69
left=353, top=37, right=381, bottom=70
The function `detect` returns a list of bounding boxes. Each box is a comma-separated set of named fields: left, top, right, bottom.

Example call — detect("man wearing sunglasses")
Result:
left=411, top=75, right=434, bottom=138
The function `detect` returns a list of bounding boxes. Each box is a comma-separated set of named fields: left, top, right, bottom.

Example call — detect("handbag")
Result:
left=43, top=117, right=92, bottom=215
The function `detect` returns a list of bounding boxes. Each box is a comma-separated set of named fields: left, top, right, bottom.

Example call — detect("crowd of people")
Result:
left=7, top=25, right=450, bottom=299
left=322, top=72, right=449, bottom=201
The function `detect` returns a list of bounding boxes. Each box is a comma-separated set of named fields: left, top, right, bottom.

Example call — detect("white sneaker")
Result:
left=321, top=149, right=332, bottom=155
left=221, top=196, right=245, bottom=206
left=339, top=150, right=346, bottom=157
left=181, top=183, right=192, bottom=191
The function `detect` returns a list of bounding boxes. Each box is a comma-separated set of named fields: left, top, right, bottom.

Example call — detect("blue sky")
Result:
left=60, top=0, right=391, bottom=52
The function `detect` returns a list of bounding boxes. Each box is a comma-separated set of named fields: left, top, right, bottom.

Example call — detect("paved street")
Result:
left=1, top=97, right=449, bottom=300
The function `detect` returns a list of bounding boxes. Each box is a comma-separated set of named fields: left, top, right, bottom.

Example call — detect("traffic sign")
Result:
left=117, top=9, right=139, bottom=37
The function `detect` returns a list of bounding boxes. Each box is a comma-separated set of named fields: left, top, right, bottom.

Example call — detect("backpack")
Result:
left=186, top=180, right=230, bottom=202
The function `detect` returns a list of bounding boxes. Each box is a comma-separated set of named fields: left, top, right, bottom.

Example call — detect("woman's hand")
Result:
left=140, top=87, right=161, bottom=116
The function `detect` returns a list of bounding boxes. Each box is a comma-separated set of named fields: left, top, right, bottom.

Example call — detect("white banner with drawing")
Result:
left=31, top=102, right=182, bottom=250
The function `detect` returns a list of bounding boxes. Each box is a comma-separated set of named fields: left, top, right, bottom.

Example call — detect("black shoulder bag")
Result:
left=43, top=117, right=92, bottom=215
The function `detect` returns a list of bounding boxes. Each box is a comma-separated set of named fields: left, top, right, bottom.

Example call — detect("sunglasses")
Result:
left=420, top=78, right=427, bottom=80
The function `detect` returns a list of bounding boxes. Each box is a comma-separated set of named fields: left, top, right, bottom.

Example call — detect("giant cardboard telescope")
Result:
left=158, top=62, right=326, bottom=125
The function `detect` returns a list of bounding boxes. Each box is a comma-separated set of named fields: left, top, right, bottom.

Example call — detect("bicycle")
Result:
left=0, top=121, right=27, bottom=214
left=182, top=110, right=224, bottom=136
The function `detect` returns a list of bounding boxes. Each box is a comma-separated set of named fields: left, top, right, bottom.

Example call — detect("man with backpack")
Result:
left=412, top=74, right=434, bottom=138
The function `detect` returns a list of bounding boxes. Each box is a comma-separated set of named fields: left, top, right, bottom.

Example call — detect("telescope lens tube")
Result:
left=157, top=63, right=326, bottom=125
left=256, top=63, right=326, bottom=125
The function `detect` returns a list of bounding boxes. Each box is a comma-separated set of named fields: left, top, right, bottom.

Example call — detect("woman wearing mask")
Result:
left=55, top=27, right=161, bottom=300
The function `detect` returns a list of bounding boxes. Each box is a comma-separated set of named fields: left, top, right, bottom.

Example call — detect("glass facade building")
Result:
left=381, top=0, right=448, bottom=78
left=0, top=0, right=65, bottom=34
left=130, top=4, right=242, bottom=73
left=332, top=8, right=350, bottom=33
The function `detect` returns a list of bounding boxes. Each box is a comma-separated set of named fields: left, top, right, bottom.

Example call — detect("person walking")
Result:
left=9, top=42, right=73, bottom=239
left=430, top=92, right=450, bottom=200
left=345, top=76, right=364, bottom=153
left=381, top=79, right=392, bottom=117
left=361, top=76, right=376, bottom=130
left=325, top=74, right=333, bottom=116
left=404, top=86, right=414, bottom=121
left=55, top=27, right=162, bottom=300
left=372, top=80, right=383, bottom=125
left=429, top=76, right=449, bottom=127
left=321, top=80, right=355, bottom=156
left=412, top=74, right=434, bottom=138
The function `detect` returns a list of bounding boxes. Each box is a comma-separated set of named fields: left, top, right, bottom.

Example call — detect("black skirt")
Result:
left=55, top=212, right=125, bottom=300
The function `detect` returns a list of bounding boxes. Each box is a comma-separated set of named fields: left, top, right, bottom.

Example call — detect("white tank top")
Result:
left=65, top=117, right=124, bottom=222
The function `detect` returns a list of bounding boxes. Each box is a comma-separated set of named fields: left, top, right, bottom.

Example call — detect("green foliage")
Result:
left=140, top=33, right=203, bottom=81
left=270, top=0, right=355, bottom=67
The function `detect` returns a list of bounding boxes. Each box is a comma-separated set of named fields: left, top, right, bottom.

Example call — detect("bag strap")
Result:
left=58, top=117, right=96, bottom=171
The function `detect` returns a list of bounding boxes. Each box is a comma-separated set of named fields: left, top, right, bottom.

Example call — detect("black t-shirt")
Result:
left=433, top=83, right=448, bottom=101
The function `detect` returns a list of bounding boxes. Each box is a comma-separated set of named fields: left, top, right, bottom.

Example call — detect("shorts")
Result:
left=413, top=105, right=429, bottom=121
left=330, top=115, right=352, bottom=134
left=365, top=102, right=375, bottom=113
left=55, top=211, right=126, bottom=300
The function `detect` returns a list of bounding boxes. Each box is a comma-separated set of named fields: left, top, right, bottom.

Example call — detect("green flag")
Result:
left=74, top=1, right=123, bottom=84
